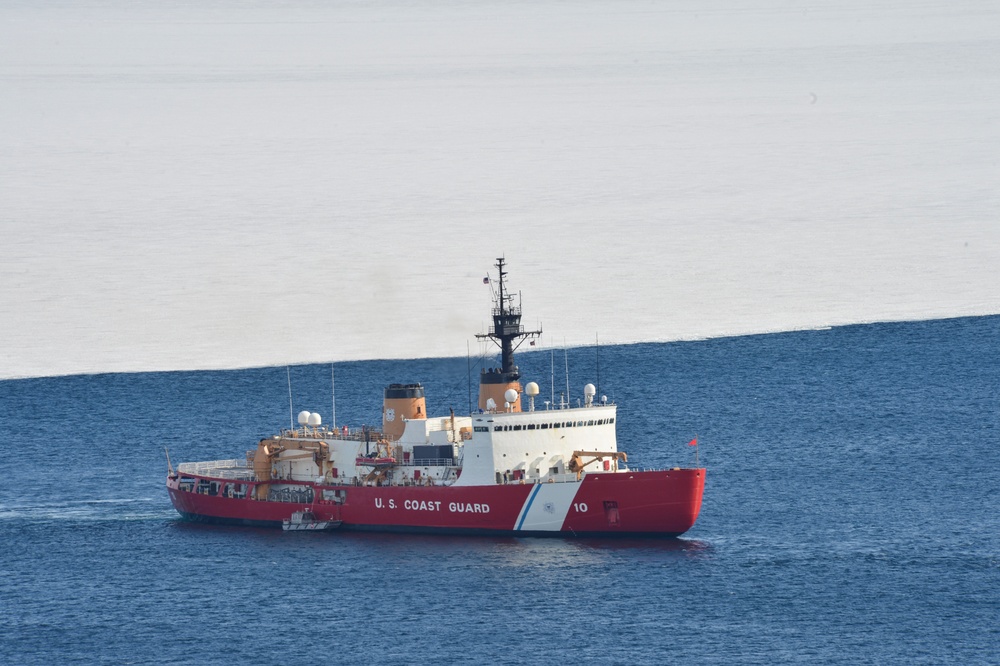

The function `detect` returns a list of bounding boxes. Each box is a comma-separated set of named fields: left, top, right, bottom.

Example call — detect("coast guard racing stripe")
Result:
left=514, top=482, right=581, bottom=532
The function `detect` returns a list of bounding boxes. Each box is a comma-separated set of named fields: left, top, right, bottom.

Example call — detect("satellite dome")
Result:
left=307, top=412, right=322, bottom=426
left=297, top=410, right=311, bottom=425
left=525, top=382, right=540, bottom=397
left=504, top=388, right=519, bottom=404
left=584, top=383, right=596, bottom=397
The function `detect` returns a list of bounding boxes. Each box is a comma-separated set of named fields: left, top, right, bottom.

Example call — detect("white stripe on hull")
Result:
left=515, top=481, right=581, bottom=531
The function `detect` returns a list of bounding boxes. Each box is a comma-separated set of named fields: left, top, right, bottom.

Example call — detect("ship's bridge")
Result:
left=455, top=403, right=620, bottom=486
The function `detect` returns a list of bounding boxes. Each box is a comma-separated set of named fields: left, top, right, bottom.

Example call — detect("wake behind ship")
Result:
left=166, top=258, right=705, bottom=537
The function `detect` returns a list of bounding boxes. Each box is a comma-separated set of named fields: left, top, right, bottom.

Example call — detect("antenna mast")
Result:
left=564, top=344, right=570, bottom=408
left=286, top=366, right=294, bottom=429
left=596, top=333, right=600, bottom=401
left=550, top=349, right=555, bottom=408
left=475, top=257, right=542, bottom=380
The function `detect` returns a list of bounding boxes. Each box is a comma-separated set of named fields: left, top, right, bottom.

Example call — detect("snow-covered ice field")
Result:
left=2, top=0, right=997, bottom=378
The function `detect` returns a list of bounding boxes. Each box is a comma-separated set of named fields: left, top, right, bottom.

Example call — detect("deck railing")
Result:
left=177, top=459, right=255, bottom=480
left=405, top=457, right=456, bottom=467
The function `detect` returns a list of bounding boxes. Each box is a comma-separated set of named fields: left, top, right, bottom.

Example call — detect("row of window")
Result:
left=492, top=418, right=614, bottom=432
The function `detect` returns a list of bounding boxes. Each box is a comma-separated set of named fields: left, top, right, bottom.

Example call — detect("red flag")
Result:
left=688, top=437, right=698, bottom=447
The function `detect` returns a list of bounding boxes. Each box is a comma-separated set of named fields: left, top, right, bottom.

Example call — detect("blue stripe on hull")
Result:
left=514, top=484, right=542, bottom=531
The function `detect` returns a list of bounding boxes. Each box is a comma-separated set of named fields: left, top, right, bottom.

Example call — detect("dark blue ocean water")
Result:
left=2, top=317, right=999, bottom=664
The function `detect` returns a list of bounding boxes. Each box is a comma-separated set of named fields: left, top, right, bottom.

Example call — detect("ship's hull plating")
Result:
left=167, top=469, right=705, bottom=537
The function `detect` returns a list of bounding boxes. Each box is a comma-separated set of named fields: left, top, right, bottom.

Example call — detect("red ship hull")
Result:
left=167, top=469, right=705, bottom=537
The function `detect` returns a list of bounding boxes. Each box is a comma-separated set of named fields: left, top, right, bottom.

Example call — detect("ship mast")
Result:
left=475, top=257, right=541, bottom=411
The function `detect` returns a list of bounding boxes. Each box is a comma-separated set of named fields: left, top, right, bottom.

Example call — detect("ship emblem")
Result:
left=544, top=502, right=554, bottom=513
left=385, top=408, right=395, bottom=422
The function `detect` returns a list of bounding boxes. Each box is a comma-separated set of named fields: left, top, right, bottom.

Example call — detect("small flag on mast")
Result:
left=688, top=437, right=698, bottom=447
left=483, top=276, right=489, bottom=284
